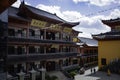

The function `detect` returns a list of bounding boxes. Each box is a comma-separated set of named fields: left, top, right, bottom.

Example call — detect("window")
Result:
left=35, top=46, right=40, bottom=53
left=46, top=32, right=50, bottom=39
left=22, top=29, right=26, bottom=37
left=8, top=46, right=15, bottom=55
left=51, top=32, right=55, bottom=40
left=35, top=29, right=40, bottom=38
left=17, top=29, right=22, bottom=37
left=17, top=46, right=23, bottom=55
left=62, top=33, right=67, bottom=41
left=40, top=46, right=44, bottom=53
left=29, top=46, right=35, bottom=53
left=55, top=32, right=59, bottom=40
left=94, top=49, right=97, bottom=54
left=101, top=58, right=106, bottom=65
left=40, top=30, right=44, bottom=39
left=29, top=29, right=35, bottom=37
left=8, top=28, right=15, bottom=36
left=73, top=59, right=78, bottom=64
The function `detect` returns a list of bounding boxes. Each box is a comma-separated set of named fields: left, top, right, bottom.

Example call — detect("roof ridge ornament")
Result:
left=20, top=0, right=25, bottom=5
left=54, top=13, right=56, bottom=15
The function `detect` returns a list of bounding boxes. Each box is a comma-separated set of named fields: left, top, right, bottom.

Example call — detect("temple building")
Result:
left=6, top=1, right=80, bottom=77
left=93, top=18, right=120, bottom=69
left=77, top=37, right=98, bottom=68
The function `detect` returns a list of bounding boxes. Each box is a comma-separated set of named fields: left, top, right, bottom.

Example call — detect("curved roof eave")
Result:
left=23, top=4, right=79, bottom=27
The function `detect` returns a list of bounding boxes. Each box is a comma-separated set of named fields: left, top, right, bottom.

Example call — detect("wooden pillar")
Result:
left=44, top=30, right=46, bottom=40
left=60, top=45, right=62, bottom=53
left=55, top=60, right=59, bottom=70
left=70, top=58, right=73, bottom=65
left=60, top=31, right=62, bottom=40
left=44, top=46, right=46, bottom=54
left=78, top=58, right=80, bottom=65
left=15, top=46, right=17, bottom=54
left=26, top=45, right=29, bottom=73
left=44, top=61, right=46, bottom=69
left=27, top=23, right=29, bottom=38
left=14, top=64, right=17, bottom=73
left=22, top=63, right=26, bottom=72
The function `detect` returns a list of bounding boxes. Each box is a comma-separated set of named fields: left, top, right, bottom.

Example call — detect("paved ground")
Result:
left=48, top=71, right=68, bottom=80
left=75, top=67, right=120, bottom=80
left=0, top=73, right=6, bottom=80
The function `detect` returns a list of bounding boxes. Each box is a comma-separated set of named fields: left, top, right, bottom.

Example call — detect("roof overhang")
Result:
left=102, top=19, right=120, bottom=28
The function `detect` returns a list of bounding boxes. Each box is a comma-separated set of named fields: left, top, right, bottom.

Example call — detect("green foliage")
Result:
left=51, top=76, right=58, bottom=80
left=69, top=71, right=77, bottom=78
left=99, top=58, right=120, bottom=74
left=62, top=66, right=80, bottom=78
left=45, top=74, right=58, bottom=80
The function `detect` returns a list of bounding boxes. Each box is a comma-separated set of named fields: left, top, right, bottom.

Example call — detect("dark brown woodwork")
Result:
left=0, top=0, right=17, bottom=13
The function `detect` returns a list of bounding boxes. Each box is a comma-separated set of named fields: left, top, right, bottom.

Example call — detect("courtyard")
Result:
left=75, top=67, right=120, bottom=80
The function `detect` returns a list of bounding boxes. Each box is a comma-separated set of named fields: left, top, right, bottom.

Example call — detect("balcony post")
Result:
left=17, top=70, right=25, bottom=80
left=70, top=58, right=73, bottom=65
left=60, top=31, right=62, bottom=40
left=15, top=46, right=17, bottom=54
left=78, top=58, right=80, bottom=65
left=29, top=68, right=37, bottom=80
left=14, top=64, right=17, bottom=73
left=55, top=60, right=60, bottom=70
left=44, top=47, right=46, bottom=54
left=27, top=23, right=30, bottom=38
left=44, top=30, right=46, bottom=40
left=39, top=67, right=46, bottom=80
left=26, top=45, right=29, bottom=55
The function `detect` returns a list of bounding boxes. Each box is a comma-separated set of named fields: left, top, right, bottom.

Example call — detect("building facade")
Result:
left=77, top=37, right=98, bottom=69
left=93, top=18, right=120, bottom=69
left=7, top=2, right=80, bottom=76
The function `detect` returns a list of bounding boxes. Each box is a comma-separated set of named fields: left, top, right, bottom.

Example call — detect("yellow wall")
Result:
left=98, top=40, right=120, bottom=68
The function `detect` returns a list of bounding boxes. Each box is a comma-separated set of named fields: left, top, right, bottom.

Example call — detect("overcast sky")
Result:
left=12, top=0, right=120, bottom=38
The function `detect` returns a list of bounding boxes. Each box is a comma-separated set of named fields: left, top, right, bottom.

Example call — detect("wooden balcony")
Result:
left=7, top=52, right=78, bottom=63
left=8, top=36, right=76, bottom=44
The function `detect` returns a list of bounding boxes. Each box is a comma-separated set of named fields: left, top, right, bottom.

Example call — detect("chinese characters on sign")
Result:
left=31, top=19, right=72, bottom=33
left=31, top=19, right=47, bottom=28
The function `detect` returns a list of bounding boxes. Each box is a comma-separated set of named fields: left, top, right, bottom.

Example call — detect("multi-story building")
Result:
left=93, top=18, right=120, bottom=69
left=77, top=37, right=98, bottom=68
left=7, top=2, right=80, bottom=76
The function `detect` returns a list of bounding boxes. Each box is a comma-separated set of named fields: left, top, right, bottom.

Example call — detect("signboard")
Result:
left=31, top=19, right=47, bottom=28
left=73, top=38, right=78, bottom=42
left=63, top=27, right=72, bottom=33
left=50, top=24, right=61, bottom=31
left=51, top=44, right=59, bottom=48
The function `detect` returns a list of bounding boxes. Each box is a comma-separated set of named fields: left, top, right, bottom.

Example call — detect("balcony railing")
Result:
left=81, top=53, right=98, bottom=57
left=7, top=52, right=78, bottom=63
left=8, top=36, right=76, bottom=44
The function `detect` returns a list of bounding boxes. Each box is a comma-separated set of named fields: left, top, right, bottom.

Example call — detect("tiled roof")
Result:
left=8, top=2, right=79, bottom=26
left=78, top=37, right=98, bottom=46
left=92, top=31, right=120, bottom=40
left=25, top=4, right=79, bottom=26
left=8, top=7, right=30, bottom=21
left=102, top=18, right=120, bottom=23
left=26, top=5, right=64, bottom=22
left=102, top=18, right=120, bottom=27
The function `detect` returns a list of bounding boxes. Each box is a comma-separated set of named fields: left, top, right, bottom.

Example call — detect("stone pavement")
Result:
left=48, top=71, right=68, bottom=80
left=0, top=73, right=6, bottom=80
left=75, top=67, right=120, bottom=80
